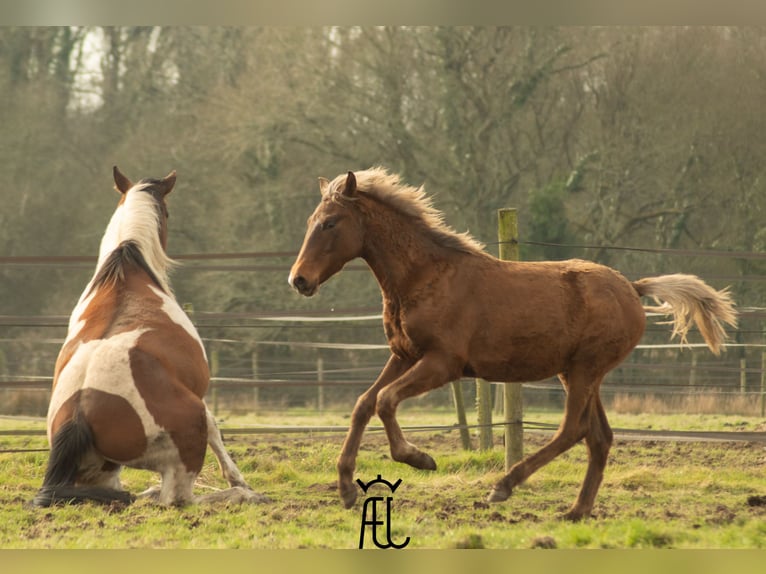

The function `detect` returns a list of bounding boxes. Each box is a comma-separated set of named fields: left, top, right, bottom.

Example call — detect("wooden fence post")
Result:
left=251, top=348, right=260, bottom=413
left=688, top=352, right=697, bottom=387
left=760, top=351, right=765, bottom=418
left=494, top=383, right=504, bottom=415
left=451, top=381, right=472, bottom=450
left=476, top=379, right=493, bottom=450
left=740, top=358, right=747, bottom=394
left=317, top=355, right=325, bottom=412
left=498, top=208, right=524, bottom=469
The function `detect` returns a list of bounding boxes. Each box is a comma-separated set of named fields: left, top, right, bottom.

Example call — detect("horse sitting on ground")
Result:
left=288, top=167, right=737, bottom=521
left=34, top=167, right=269, bottom=507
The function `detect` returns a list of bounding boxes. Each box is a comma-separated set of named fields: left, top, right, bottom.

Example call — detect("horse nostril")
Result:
left=292, top=275, right=308, bottom=291
left=290, top=273, right=316, bottom=296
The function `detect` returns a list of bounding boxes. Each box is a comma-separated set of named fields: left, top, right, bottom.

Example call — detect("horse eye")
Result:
left=322, top=219, right=337, bottom=230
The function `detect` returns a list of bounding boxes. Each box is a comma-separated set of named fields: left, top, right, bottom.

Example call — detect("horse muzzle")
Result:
left=288, top=272, right=318, bottom=297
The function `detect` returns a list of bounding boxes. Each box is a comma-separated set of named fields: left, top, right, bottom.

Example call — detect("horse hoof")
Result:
left=415, top=453, right=437, bottom=471
left=242, top=490, right=272, bottom=504
left=401, top=451, right=437, bottom=471
left=339, top=483, right=358, bottom=509
left=487, top=487, right=510, bottom=503
left=561, top=512, right=587, bottom=522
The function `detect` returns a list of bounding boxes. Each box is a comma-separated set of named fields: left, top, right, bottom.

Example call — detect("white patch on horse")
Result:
left=63, top=290, right=97, bottom=344
left=47, top=329, right=163, bottom=444
left=148, top=285, right=207, bottom=360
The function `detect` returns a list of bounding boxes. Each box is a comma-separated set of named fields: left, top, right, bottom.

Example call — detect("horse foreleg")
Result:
left=375, top=354, right=456, bottom=472
left=156, top=464, right=197, bottom=506
left=563, top=394, right=612, bottom=521
left=200, top=407, right=271, bottom=504
left=337, top=354, right=410, bottom=508
left=205, top=408, right=248, bottom=489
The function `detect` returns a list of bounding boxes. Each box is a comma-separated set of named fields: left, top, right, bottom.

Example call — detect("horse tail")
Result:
left=33, top=411, right=134, bottom=507
left=632, top=274, right=737, bottom=356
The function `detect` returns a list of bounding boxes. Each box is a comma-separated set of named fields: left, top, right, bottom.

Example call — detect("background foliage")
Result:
left=1, top=27, right=764, bottom=405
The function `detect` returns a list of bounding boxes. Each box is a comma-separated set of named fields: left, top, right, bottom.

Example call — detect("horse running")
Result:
left=34, top=167, right=268, bottom=507
left=289, top=167, right=737, bottom=521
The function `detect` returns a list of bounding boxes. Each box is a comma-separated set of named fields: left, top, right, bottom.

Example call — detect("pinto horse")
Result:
left=34, top=167, right=267, bottom=507
left=289, top=167, right=737, bottom=521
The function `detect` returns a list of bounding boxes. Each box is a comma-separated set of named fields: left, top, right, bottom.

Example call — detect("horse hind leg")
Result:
left=562, top=394, right=613, bottom=521
left=488, top=372, right=595, bottom=515
left=33, top=412, right=134, bottom=507
left=156, top=465, right=197, bottom=506
left=140, top=410, right=269, bottom=506
left=132, top=432, right=197, bottom=506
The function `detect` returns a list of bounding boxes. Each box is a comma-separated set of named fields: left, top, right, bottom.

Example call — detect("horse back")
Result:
left=48, top=271, right=209, bottom=469
left=387, top=256, right=646, bottom=382
left=478, top=258, right=646, bottom=378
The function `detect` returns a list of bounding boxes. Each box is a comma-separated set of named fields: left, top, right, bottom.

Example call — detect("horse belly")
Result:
left=126, top=432, right=200, bottom=475
left=468, top=337, right=567, bottom=383
left=463, top=290, right=573, bottom=382
left=464, top=260, right=644, bottom=381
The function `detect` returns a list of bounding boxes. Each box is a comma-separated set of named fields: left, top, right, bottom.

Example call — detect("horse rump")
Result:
left=32, top=412, right=134, bottom=507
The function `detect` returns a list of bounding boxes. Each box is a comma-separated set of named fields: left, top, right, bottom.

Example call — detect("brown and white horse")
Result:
left=34, top=167, right=268, bottom=507
left=289, top=167, right=737, bottom=521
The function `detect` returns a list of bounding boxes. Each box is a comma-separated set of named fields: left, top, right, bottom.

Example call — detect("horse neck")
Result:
left=93, top=192, right=173, bottom=293
left=360, top=205, right=448, bottom=299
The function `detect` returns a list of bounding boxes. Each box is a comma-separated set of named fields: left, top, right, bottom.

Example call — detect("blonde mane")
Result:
left=328, top=167, right=485, bottom=253
left=95, top=182, right=176, bottom=293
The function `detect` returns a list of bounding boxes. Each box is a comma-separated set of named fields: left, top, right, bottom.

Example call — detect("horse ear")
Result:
left=159, top=170, right=177, bottom=197
left=341, top=171, right=357, bottom=197
left=318, top=177, right=330, bottom=197
left=113, top=166, right=133, bottom=194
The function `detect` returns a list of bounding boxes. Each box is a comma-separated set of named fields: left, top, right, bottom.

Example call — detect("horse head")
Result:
left=289, top=171, right=365, bottom=296
left=112, top=165, right=176, bottom=250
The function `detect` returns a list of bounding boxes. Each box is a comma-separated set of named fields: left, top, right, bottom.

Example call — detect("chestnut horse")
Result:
left=289, top=167, right=737, bottom=520
left=34, top=167, right=268, bottom=507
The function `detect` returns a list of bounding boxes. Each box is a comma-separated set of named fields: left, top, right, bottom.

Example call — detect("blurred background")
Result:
left=0, top=27, right=764, bottom=418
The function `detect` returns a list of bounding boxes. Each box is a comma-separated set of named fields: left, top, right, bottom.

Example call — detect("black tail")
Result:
left=32, top=412, right=134, bottom=507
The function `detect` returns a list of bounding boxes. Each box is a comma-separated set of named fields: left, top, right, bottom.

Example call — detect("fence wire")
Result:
left=1, top=241, right=764, bottom=448
left=2, top=418, right=765, bottom=457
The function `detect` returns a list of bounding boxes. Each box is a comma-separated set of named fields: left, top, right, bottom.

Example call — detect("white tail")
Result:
left=633, top=274, right=737, bottom=355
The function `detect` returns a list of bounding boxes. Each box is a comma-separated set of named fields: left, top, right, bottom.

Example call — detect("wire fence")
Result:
left=2, top=417, right=765, bottom=457
left=1, top=240, right=765, bottom=424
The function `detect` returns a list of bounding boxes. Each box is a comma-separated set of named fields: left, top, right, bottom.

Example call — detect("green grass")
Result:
left=0, top=408, right=765, bottom=549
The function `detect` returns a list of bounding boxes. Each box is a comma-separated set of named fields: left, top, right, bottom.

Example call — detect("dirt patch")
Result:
left=706, top=504, right=737, bottom=525
left=530, top=535, right=557, bottom=549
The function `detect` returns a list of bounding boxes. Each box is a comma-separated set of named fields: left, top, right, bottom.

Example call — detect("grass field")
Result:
left=1, top=407, right=765, bottom=549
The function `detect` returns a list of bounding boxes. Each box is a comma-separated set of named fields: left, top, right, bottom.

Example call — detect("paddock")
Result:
left=1, top=241, right=764, bottom=547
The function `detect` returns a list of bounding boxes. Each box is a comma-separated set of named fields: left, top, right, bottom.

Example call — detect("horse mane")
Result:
left=94, top=181, right=175, bottom=294
left=329, top=167, right=485, bottom=254
left=88, top=240, right=166, bottom=295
